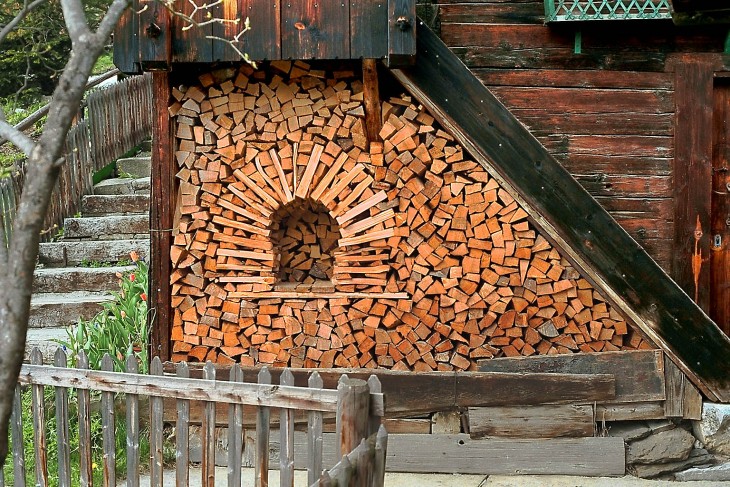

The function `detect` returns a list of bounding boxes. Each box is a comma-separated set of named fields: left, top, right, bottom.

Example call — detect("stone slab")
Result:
left=33, top=265, right=134, bottom=293
left=38, top=239, right=150, bottom=266
left=63, top=214, right=149, bottom=239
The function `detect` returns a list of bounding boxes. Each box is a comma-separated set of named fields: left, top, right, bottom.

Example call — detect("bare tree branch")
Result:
left=59, top=0, right=90, bottom=43
left=0, top=0, right=47, bottom=46
left=0, top=117, right=35, bottom=158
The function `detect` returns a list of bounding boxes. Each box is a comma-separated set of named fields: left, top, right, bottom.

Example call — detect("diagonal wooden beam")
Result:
left=390, top=20, right=730, bottom=402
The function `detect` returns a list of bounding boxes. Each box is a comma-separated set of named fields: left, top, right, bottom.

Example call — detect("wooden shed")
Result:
left=114, top=0, right=730, bottom=475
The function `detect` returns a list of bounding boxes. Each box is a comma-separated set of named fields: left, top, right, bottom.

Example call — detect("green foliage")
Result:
left=59, top=255, right=150, bottom=373
left=0, top=0, right=114, bottom=100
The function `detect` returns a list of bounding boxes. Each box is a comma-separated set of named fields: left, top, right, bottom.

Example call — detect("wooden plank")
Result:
left=282, top=0, right=350, bottom=59
left=255, top=368, right=271, bottom=487
left=150, top=72, right=173, bottom=361
left=101, top=355, right=116, bottom=487
left=53, top=354, right=71, bottom=487
left=172, top=365, right=613, bottom=415
left=673, top=60, right=714, bottom=311
left=113, top=0, right=140, bottom=74
left=171, top=0, right=212, bottom=63
left=307, top=372, right=324, bottom=486
left=176, top=363, right=190, bottom=487
left=664, top=355, right=703, bottom=420
left=363, top=59, right=382, bottom=145
left=250, top=430, right=624, bottom=475
left=228, top=365, right=244, bottom=487
left=351, top=0, right=387, bottom=58
left=202, top=363, right=216, bottom=487
left=386, top=0, right=416, bottom=67
left=336, top=376, right=370, bottom=458
left=31, top=350, right=48, bottom=487
left=391, top=23, right=730, bottom=402
left=477, top=350, right=665, bottom=403
left=11, top=386, right=26, bottom=487
left=125, top=356, right=141, bottom=487
left=712, top=81, right=730, bottom=334
left=475, top=68, right=673, bottom=90
left=279, top=370, right=295, bottom=487
left=77, top=352, right=92, bottom=487
left=468, top=405, right=594, bottom=439
left=594, top=402, right=667, bottom=422
left=137, top=0, right=170, bottom=69
left=18, top=363, right=346, bottom=412
left=150, top=358, right=164, bottom=487
left=440, top=2, right=544, bottom=24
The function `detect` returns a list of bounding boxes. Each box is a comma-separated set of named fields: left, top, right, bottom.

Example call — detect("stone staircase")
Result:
left=26, top=151, right=152, bottom=361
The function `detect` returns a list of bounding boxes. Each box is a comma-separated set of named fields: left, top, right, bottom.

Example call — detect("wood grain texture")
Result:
left=150, top=72, right=173, bottom=361
left=468, top=405, right=594, bottom=438
left=391, top=22, right=730, bottom=402
left=386, top=0, right=416, bottom=66
left=673, top=60, right=714, bottom=311
left=113, top=0, right=140, bottom=74
left=282, top=0, right=350, bottom=59
left=351, top=0, right=388, bottom=58
left=137, top=0, right=170, bottom=69
left=477, top=350, right=665, bottom=403
left=712, top=82, right=730, bottom=334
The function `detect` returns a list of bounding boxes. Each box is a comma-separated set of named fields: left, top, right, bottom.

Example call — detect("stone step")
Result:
left=93, top=176, right=150, bottom=196
left=82, top=194, right=150, bottom=216
left=63, top=214, right=149, bottom=240
left=25, top=328, right=69, bottom=363
left=117, top=155, right=151, bottom=178
left=38, top=239, right=150, bottom=267
left=33, top=265, right=134, bottom=293
left=29, top=291, right=111, bottom=328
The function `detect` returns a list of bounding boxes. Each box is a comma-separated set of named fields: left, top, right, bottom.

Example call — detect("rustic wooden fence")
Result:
left=6, top=348, right=387, bottom=487
left=0, top=73, right=153, bottom=246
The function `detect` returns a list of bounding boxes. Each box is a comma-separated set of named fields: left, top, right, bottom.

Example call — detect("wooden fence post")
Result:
left=336, top=375, right=370, bottom=458
left=11, top=384, right=25, bottom=487
left=30, top=349, right=48, bottom=487
left=228, top=364, right=244, bottom=487
left=202, top=362, right=216, bottom=487
left=101, top=355, right=116, bottom=487
left=150, top=357, right=164, bottom=487
left=366, top=375, right=382, bottom=437
left=54, top=349, right=71, bottom=487
left=77, top=351, right=92, bottom=487
left=256, top=367, right=271, bottom=487
left=280, top=369, right=295, bottom=487
left=307, top=372, right=324, bottom=486
left=125, top=355, right=141, bottom=487
left=175, top=362, right=190, bottom=487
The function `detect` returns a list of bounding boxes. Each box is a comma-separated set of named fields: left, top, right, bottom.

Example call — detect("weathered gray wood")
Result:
left=228, top=364, right=243, bottom=487
left=150, top=357, right=164, bottom=487
left=18, top=363, right=345, bottom=412
left=469, top=405, right=595, bottom=439
left=202, top=362, right=216, bottom=487
left=683, top=378, right=703, bottom=421
left=101, top=355, right=116, bottom=487
left=354, top=439, right=372, bottom=487
left=373, top=426, right=388, bottom=487
left=664, top=357, right=685, bottom=418
left=176, top=362, right=190, bottom=487
left=308, top=372, right=324, bottom=486
left=54, top=349, right=71, bottom=487
left=594, top=402, right=667, bottom=421
left=477, top=350, right=663, bottom=403
left=334, top=455, right=352, bottom=485
left=385, top=434, right=625, bottom=475
left=336, top=376, right=370, bottom=458
left=30, top=349, right=48, bottom=487
left=11, top=385, right=26, bottom=487
left=125, top=355, right=140, bottom=487
left=256, top=367, right=271, bottom=487
left=77, top=352, right=92, bottom=487
left=279, top=369, right=295, bottom=487
left=431, top=411, right=461, bottom=435
left=366, top=376, right=382, bottom=437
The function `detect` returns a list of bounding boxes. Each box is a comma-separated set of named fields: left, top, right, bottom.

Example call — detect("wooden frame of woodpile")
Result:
left=167, top=60, right=657, bottom=370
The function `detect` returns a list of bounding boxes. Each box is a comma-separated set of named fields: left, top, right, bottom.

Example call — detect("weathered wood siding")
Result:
left=437, top=1, right=728, bottom=271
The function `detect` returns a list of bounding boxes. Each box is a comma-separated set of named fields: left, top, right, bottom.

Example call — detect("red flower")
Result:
left=129, top=274, right=136, bottom=282
left=140, top=292, right=147, bottom=301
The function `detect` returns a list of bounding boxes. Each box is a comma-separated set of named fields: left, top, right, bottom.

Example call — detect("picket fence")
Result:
left=0, top=73, right=153, bottom=246
left=5, top=348, right=387, bottom=487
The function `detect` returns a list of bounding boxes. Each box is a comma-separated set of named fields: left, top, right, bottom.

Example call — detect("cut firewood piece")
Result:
left=336, top=190, right=388, bottom=225
left=268, top=148, right=293, bottom=201
left=294, top=143, right=324, bottom=198
left=233, top=168, right=280, bottom=209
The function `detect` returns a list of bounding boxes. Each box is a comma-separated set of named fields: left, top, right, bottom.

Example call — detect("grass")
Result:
left=91, top=51, right=115, bottom=76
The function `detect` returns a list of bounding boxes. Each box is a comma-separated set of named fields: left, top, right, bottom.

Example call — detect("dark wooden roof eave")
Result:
left=391, top=20, right=730, bottom=403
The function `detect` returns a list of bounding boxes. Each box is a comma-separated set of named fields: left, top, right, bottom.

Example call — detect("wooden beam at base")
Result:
left=265, top=433, right=626, bottom=475
left=391, top=21, right=730, bottom=402
left=468, top=405, right=594, bottom=439
left=228, top=291, right=408, bottom=300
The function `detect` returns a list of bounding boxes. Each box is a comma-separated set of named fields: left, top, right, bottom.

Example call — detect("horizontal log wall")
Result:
left=168, top=62, right=654, bottom=369
left=437, top=0, right=729, bottom=271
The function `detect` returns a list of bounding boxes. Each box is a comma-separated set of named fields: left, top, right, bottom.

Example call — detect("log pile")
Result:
left=168, top=62, right=653, bottom=369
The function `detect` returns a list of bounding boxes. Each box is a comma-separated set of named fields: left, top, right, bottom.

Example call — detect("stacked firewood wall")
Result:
left=169, top=62, right=653, bottom=369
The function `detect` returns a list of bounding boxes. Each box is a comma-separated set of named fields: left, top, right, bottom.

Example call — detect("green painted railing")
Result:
left=544, top=0, right=672, bottom=21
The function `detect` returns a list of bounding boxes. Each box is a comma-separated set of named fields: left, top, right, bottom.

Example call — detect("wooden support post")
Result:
left=673, top=60, right=714, bottom=312
left=150, top=72, right=174, bottom=361
left=362, top=59, right=382, bottom=146
left=138, top=0, right=171, bottom=70
left=712, top=81, right=730, bottom=334
left=336, top=375, right=370, bottom=458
